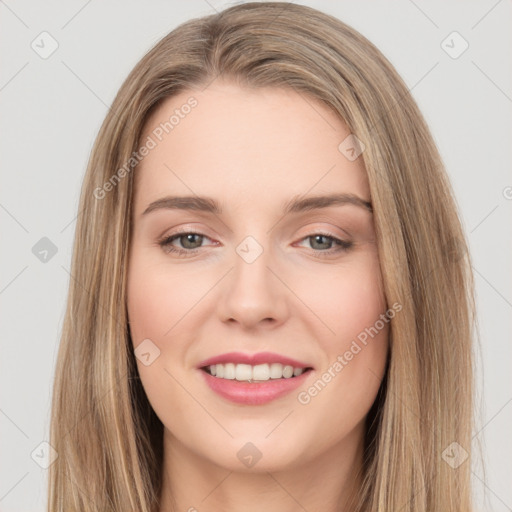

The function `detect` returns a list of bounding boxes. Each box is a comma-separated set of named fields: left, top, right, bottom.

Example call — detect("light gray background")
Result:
left=1, top=1, right=510, bottom=511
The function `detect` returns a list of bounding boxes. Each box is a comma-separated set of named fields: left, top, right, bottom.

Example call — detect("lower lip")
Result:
left=199, top=368, right=313, bottom=405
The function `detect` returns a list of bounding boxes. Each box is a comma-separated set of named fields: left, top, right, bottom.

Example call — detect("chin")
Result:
left=199, top=432, right=310, bottom=473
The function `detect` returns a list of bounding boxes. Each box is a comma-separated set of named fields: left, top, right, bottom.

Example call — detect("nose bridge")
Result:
left=220, top=234, right=288, bottom=327
left=234, top=235, right=271, bottom=289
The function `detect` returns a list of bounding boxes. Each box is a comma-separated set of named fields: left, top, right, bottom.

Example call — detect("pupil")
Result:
left=312, top=235, right=330, bottom=250
left=184, top=234, right=201, bottom=248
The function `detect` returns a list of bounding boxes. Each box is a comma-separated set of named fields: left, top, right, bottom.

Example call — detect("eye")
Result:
left=158, top=230, right=215, bottom=255
left=157, top=230, right=353, bottom=258
left=294, top=232, right=353, bottom=258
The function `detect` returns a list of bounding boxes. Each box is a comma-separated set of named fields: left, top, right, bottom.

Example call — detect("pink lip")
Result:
left=199, top=368, right=313, bottom=405
left=196, top=351, right=312, bottom=369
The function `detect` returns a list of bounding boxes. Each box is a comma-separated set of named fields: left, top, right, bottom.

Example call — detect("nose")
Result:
left=218, top=241, right=289, bottom=330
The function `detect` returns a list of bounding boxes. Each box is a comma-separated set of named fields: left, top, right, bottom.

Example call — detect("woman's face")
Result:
left=127, top=80, right=389, bottom=472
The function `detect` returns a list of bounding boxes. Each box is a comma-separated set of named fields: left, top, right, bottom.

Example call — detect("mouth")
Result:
left=200, top=363, right=314, bottom=382
left=199, top=363, right=315, bottom=405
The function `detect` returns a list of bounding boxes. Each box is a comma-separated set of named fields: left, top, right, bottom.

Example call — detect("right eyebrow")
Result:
left=142, top=196, right=222, bottom=216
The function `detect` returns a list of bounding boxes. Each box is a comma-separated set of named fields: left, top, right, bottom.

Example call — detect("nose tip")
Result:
left=218, top=243, right=289, bottom=329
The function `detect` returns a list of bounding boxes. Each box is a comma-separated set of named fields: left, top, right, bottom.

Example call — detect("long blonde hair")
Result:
left=48, top=2, right=476, bottom=510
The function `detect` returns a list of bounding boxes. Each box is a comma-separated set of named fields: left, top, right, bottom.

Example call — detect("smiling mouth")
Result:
left=201, top=362, right=314, bottom=382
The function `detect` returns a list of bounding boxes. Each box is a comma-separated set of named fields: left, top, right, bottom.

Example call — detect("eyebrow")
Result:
left=141, top=193, right=373, bottom=216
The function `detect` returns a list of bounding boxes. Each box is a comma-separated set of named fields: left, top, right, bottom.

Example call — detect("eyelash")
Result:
left=157, top=229, right=353, bottom=259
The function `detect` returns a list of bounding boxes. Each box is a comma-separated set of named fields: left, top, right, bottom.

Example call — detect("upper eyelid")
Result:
left=160, top=229, right=348, bottom=246
left=160, top=221, right=352, bottom=239
left=159, top=231, right=352, bottom=262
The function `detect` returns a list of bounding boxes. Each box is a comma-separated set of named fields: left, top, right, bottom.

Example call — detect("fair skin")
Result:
left=127, top=79, right=389, bottom=512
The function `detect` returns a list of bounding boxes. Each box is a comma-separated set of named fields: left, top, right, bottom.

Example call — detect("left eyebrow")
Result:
left=141, top=193, right=373, bottom=217
left=282, top=193, right=372, bottom=214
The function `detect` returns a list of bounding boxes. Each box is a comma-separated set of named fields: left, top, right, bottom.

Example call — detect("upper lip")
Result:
left=197, top=351, right=313, bottom=369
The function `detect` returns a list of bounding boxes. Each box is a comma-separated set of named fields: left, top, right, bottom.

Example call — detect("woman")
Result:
left=48, top=2, right=476, bottom=511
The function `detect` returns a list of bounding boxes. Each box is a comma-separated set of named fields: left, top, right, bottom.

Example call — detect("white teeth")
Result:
left=282, top=365, right=294, bottom=378
left=252, top=364, right=270, bottom=381
left=235, top=364, right=252, bottom=381
left=269, top=363, right=283, bottom=379
left=206, top=363, right=306, bottom=382
left=224, top=363, right=236, bottom=380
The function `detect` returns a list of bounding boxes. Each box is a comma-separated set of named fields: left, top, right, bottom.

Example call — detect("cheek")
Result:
left=127, top=276, right=163, bottom=345
left=126, top=259, right=197, bottom=346
left=293, top=252, right=388, bottom=414
left=295, top=251, right=386, bottom=345
left=126, top=260, right=197, bottom=423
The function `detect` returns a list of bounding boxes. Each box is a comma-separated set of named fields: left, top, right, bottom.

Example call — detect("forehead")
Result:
left=133, top=81, right=369, bottom=213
